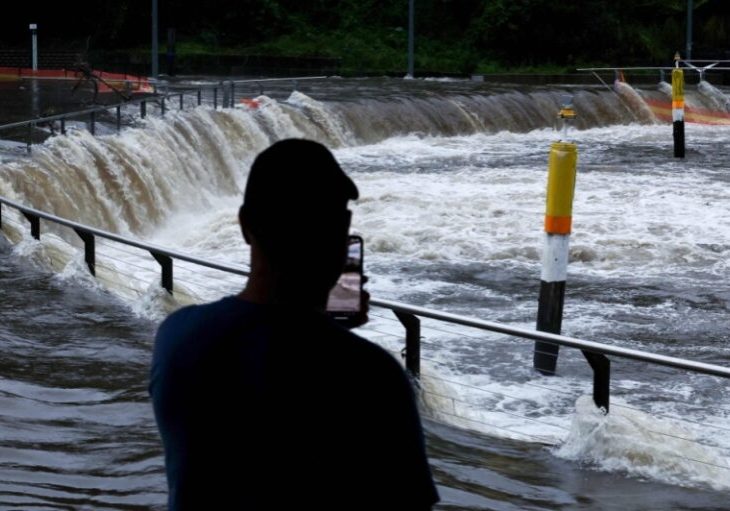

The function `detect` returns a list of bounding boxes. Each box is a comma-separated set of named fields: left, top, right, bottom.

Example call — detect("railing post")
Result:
left=22, top=211, right=40, bottom=240
left=150, top=251, right=173, bottom=293
left=61, top=118, right=66, bottom=135
left=231, top=82, right=236, bottom=107
left=73, top=228, right=96, bottom=276
left=582, top=351, right=610, bottom=413
left=394, top=310, right=421, bottom=379
left=197, top=89, right=202, bottom=106
left=90, top=111, right=96, bottom=136
left=223, top=81, right=230, bottom=108
left=213, top=87, right=218, bottom=109
left=161, top=97, right=167, bottom=116
left=179, top=93, right=184, bottom=110
left=141, top=101, right=147, bottom=119
left=27, top=122, right=32, bottom=153
left=116, top=106, right=121, bottom=133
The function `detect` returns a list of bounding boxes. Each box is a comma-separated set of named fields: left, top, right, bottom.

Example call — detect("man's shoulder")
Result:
left=157, top=297, right=235, bottom=336
left=153, top=296, right=253, bottom=356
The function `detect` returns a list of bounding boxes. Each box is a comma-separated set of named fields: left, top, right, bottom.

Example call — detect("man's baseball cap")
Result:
left=241, top=139, right=359, bottom=232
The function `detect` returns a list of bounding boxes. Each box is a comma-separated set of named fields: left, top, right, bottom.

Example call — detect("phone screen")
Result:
left=326, top=235, right=363, bottom=317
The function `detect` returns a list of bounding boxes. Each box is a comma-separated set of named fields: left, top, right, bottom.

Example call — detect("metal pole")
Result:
left=222, top=81, right=230, bottom=109
left=394, top=311, right=421, bottom=378
left=73, top=229, right=96, bottom=276
left=152, top=0, right=159, bottom=78
left=407, top=0, right=415, bottom=78
left=582, top=351, right=611, bottom=413
left=534, top=100, right=578, bottom=375
left=151, top=252, right=173, bottom=293
left=29, top=24, right=38, bottom=71
left=686, top=0, right=693, bottom=61
left=22, top=212, right=40, bottom=240
left=672, top=53, right=685, bottom=158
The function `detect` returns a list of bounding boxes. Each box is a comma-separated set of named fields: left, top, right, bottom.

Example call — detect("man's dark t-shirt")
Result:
left=150, top=296, right=439, bottom=510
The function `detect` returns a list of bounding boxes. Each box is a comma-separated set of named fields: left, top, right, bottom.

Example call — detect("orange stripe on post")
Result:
left=672, top=100, right=684, bottom=109
left=544, top=215, right=572, bottom=234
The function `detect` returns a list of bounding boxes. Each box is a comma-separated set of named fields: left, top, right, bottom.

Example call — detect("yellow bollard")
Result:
left=672, top=53, right=685, bottom=158
left=534, top=108, right=579, bottom=375
left=544, top=142, right=578, bottom=235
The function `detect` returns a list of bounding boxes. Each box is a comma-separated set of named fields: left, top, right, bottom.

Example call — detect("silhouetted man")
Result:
left=150, top=139, right=440, bottom=510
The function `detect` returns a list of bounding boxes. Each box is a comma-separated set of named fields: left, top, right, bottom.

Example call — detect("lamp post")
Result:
left=29, top=24, right=38, bottom=71
left=407, top=0, right=414, bottom=78
left=686, top=0, right=693, bottom=61
left=152, top=0, right=159, bottom=78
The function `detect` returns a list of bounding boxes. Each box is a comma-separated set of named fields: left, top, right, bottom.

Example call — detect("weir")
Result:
left=1, top=78, right=725, bottom=237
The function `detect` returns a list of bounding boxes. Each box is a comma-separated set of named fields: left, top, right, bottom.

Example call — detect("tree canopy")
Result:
left=4, top=0, right=729, bottom=73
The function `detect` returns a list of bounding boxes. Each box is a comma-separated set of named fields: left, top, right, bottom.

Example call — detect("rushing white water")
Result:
left=2, top=82, right=730, bottom=494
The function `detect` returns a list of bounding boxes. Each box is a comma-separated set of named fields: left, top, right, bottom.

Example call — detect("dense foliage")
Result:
left=5, top=0, right=730, bottom=74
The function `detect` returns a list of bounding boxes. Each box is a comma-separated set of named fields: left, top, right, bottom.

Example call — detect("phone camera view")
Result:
left=326, top=236, right=363, bottom=315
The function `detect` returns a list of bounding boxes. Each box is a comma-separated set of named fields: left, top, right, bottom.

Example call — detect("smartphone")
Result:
left=326, top=235, right=364, bottom=320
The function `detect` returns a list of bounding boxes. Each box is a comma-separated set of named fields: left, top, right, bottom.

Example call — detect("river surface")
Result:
left=1, top=76, right=730, bottom=509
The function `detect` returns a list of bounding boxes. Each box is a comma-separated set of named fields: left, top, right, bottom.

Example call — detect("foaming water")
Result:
left=613, top=81, right=658, bottom=123
left=0, top=247, right=165, bottom=509
left=2, top=78, right=730, bottom=505
left=698, top=80, right=730, bottom=112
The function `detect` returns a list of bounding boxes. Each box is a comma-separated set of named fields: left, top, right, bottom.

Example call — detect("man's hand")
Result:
left=333, top=276, right=370, bottom=330
left=336, top=289, right=370, bottom=329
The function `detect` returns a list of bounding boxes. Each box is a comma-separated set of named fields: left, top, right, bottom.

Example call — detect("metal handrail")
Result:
left=1, top=194, right=729, bottom=415
left=0, top=76, right=328, bottom=131
left=0, top=75, right=329, bottom=152
left=374, top=297, right=730, bottom=379
left=161, top=76, right=327, bottom=90
left=0, top=195, right=249, bottom=278
left=0, top=95, right=156, bottom=132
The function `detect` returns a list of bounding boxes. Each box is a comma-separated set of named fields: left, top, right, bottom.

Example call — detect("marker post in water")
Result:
left=672, top=52, right=685, bottom=158
left=533, top=98, right=578, bottom=375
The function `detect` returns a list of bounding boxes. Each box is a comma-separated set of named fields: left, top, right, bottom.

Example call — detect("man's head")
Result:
left=239, top=139, right=359, bottom=299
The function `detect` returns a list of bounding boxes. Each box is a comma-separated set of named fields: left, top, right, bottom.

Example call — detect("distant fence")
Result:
left=0, top=49, right=341, bottom=77
left=0, top=50, right=80, bottom=69
left=0, top=76, right=325, bottom=151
